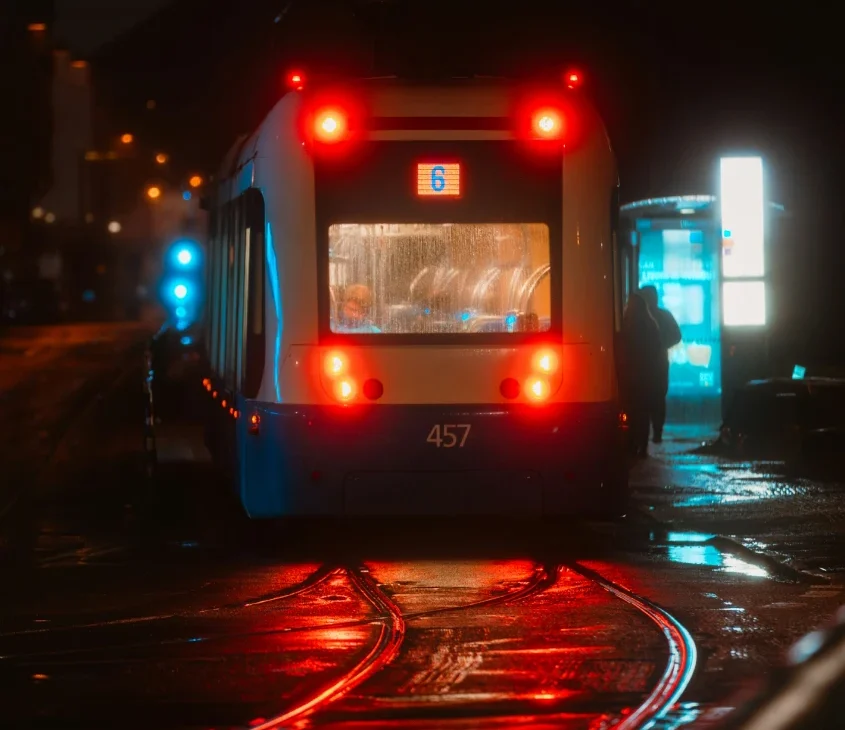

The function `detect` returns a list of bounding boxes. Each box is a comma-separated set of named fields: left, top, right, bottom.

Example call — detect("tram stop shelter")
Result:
left=619, top=163, right=787, bottom=429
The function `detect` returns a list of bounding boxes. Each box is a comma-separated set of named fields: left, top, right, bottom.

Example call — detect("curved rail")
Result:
left=0, top=565, right=340, bottom=639
left=567, top=562, right=698, bottom=730
left=251, top=566, right=406, bottom=730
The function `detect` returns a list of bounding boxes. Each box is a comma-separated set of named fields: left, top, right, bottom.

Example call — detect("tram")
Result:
left=202, top=72, right=631, bottom=519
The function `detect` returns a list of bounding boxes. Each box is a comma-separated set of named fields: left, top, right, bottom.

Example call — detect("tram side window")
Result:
left=241, top=189, right=265, bottom=399
left=209, top=209, right=222, bottom=375
left=206, top=209, right=218, bottom=360
left=230, top=197, right=248, bottom=391
left=215, top=205, right=231, bottom=377
left=207, top=191, right=265, bottom=395
left=225, top=201, right=243, bottom=390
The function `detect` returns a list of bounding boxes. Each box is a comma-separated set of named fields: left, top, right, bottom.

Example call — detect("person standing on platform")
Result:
left=639, top=285, right=682, bottom=444
left=620, top=293, right=664, bottom=457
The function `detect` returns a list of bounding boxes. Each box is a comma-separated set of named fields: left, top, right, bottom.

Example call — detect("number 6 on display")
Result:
left=430, top=165, right=446, bottom=192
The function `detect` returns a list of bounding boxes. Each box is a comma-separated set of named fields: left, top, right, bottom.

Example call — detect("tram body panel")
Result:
left=249, top=95, right=319, bottom=402
left=238, top=400, right=624, bottom=518
left=263, top=343, right=613, bottom=405
left=204, top=80, right=627, bottom=518
left=560, top=118, right=618, bottom=402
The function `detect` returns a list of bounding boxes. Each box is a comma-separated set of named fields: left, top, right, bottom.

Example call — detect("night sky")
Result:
left=54, top=0, right=169, bottom=54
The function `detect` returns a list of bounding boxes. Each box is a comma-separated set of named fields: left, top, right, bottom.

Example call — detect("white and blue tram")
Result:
left=202, top=74, right=632, bottom=519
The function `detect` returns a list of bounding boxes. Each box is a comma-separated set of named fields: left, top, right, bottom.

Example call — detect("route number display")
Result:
left=426, top=424, right=471, bottom=448
left=417, top=163, right=461, bottom=197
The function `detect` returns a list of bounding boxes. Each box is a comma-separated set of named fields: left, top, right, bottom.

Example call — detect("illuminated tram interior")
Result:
left=329, top=223, right=552, bottom=334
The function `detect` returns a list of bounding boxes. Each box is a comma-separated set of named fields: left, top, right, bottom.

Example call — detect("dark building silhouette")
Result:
left=0, top=2, right=55, bottom=247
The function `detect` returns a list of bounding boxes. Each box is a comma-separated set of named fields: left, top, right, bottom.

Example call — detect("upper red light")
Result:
left=531, top=108, right=564, bottom=139
left=314, top=108, right=347, bottom=142
left=287, top=70, right=305, bottom=91
left=565, top=69, right=582, bottom=89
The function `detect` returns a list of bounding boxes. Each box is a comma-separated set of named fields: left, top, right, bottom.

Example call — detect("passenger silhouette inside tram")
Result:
left=336, top=284, right=381, bottom=333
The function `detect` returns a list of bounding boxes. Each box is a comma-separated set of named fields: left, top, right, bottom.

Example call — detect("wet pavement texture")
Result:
left=1, top=325, right=844, bottom=729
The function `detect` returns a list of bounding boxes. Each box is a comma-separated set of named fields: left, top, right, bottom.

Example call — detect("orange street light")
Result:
left=146, top=185, right=161, bottom=200
left=121, top=133, right=134, bottom=144
left=155, top=153, right=168, bottom=164
left=189, top=175, right=203, bottom=188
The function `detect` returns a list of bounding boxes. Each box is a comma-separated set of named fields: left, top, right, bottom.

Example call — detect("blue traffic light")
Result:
left=169, top=239, right=201, bottom=269
left=159, top=238, right=204, bottom=333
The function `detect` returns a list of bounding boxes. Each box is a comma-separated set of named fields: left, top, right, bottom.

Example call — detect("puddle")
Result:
left=655, top=533, right=769, bottom=578
left=650, top=701, right=702, bottom=728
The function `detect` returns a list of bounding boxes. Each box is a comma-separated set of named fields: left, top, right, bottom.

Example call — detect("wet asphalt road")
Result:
left=1, top=324, right=843, bottom=729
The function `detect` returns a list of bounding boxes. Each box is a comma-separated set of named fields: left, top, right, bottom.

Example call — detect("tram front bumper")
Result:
left=240, top=401, right=627, bottom=518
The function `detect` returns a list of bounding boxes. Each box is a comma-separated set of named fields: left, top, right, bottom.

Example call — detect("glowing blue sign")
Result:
left=638, top=227, right=721, bottom=398
left=792, top=365, right=806, bottom=380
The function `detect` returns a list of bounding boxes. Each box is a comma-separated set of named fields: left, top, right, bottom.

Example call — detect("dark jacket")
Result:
left=620, top=308, right=664, bottom=406
left=651, top=307, right=682, bottom=388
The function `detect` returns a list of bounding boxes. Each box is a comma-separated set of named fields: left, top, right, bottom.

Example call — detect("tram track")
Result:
left=256, top=560, right=696, bottom=729
left=566, top=561, right=698, bottom=730
left=251, top=565, right=406, bottom=730
left=250, top=562, right=558, bottom=729
left=1, top=557, right=697, bottom=729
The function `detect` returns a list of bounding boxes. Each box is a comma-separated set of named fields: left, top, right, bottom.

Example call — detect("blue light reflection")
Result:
left=266, top=222, right=282, bottom=401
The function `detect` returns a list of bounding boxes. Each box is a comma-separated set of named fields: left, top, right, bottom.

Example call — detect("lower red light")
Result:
left=525, top=376, right=550, bottom=401
left=335, top=378, right=356, bottom=402
left=363, top=378, right=384, bottom=400
left=500, top=378, right=520, bottom=399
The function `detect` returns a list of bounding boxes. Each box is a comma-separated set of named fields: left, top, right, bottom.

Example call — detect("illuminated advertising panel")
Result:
left=719, top=157, right=764, bottom=278
left=723, top=281, right=766, bottom=326
left=638, top=226, right=721, bottom=397
left=417, top=163, right=461, bottom=197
